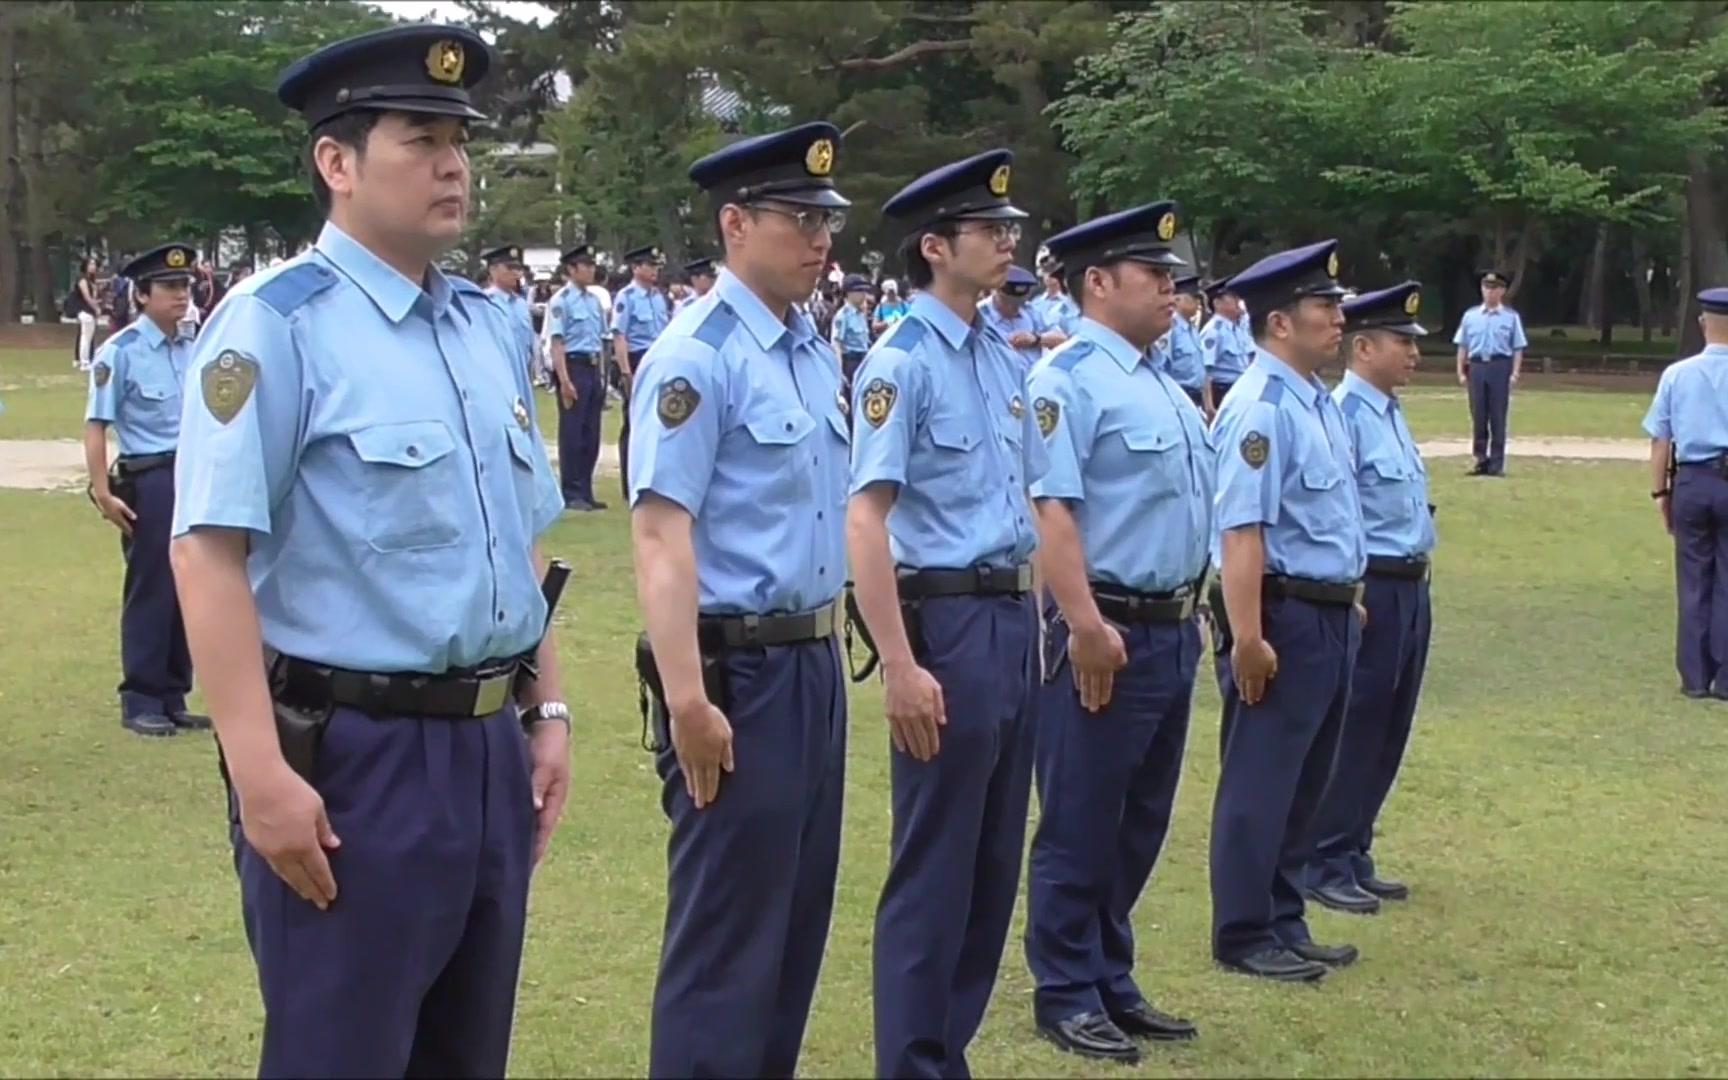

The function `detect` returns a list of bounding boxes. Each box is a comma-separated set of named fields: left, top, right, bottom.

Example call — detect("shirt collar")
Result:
left=315, top=221, right=446, bottom=325
left=1704, top=343, right=1728, bottom=357
left=911, top=291, right=974, bottom=350
left=1341, top=368, right=1393, bottom=414
left=1079, top=317, right=1143, bottom=374
left=132, top=315, right=167, bottom=350
left=715, top=268, right=793, bottom=351
left=1251, top=347, right=1321, bottom=407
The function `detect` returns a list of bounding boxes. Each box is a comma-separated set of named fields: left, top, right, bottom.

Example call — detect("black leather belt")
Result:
left=567, top=350, right=597, bottom=364
left=266, top=649, right=519, bottom=719
left=116, top=451, right=175, bottom=476
left=696, top=601, right=838, bottom=650
left=897, top=564, right=1033, bottom=600
left=1679, top=458, right=1728, bottom=479
left=1092, top=579, right=1204, bottom=623
left=1470, top=353, right=1513, bottom=363
left=1366, top=555, right=1431, bottom=581
left=1264, top=575, right=1364, bottom=607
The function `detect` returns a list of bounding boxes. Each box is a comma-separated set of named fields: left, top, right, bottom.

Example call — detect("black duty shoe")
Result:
left=1036, top=1012, right=1142, bottom=1064
left=563, top=500, right=596, bottom=512
left=1110, top=1000, right=1198, bottom=1041
left=1288, top=940, right=1359, bottom=968
left=122, top=714, right=179, bottom=738
left=170, top=711, right=212, bottom=731
left=1683, top=686, right=1711, bottom=699
left=1359, top=875, right=1409, bottom=901
left=1306, top=881, right=1382, bottom=915
left=586, top=498, right=609, bottom=511
left=1217, top=947, right=1326, bottom=983
left=1466, top=463, right=1488, bottom=476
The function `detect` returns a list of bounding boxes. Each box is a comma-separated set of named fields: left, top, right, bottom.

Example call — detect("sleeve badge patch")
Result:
left=201, top=350, right=258, bottom=425
left=862, top=378, right=897, bottom=428
left=1035, top=397, right=1060, bottom=438
left=657, top=377, right=700, bottom=428
left=1240, top=430, right=1269, bottom=469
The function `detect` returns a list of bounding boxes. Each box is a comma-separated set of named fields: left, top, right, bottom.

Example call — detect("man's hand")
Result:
left=94, top=490, right=137, bottom=537
left=1456, top=368, right=1468, bottom=387
left=235, top=764, right=342, bottom=911
left=670, top=697, right=734, bottom=809
left=1658, top=493, right=1674, bottom=535
left=527, top=720, right=571, bottom=866
left=1354, top=601, right=1368, bottom=628
left=559, top=376, right=576, bottom=410
left=1231, top=636, right=1278, bottom=706
left=1070, top=620, right=1128, bottom=713
left=1008, top=330, right=1039, bottom=349
left=884, top=660, right=946, bottom=761
left=1511, top=369, right=1521, bottom=388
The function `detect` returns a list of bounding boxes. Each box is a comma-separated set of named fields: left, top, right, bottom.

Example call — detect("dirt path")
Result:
left=0, top=435, right=1643, bottom=492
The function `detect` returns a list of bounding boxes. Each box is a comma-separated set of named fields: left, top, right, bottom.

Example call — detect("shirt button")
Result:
left=406, top=445, right=420, bottom=459
left=816, top=511, right=823, bottom=520
left=819, top=567, right=826, bottom=575
left=497, top=610, right=506, bottom=623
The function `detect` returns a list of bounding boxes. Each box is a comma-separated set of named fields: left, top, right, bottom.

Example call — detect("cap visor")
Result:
left=775, top=188, right=853, bottom=209
left=357, top=98, right=488, bottom=123
left=1307, top=283, right=1349, bottom=299
left=956, top=204, right=1030, bottom=221
left=1124, top=250, right=1188, bottom=269
left=141, top=272, right=196, bottom=285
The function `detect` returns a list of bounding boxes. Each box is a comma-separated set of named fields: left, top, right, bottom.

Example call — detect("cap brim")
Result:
left=139, top=272, right=195, bottom=284
left=955, top=204, right=1029, bottom=221
left=773, top=188, right=853, bottom=209
left=1305, top=283, right=1350, bottom=299
left=1123, top=250, right=1188, bottom=269
left=355, top=98, right=487, bottom=122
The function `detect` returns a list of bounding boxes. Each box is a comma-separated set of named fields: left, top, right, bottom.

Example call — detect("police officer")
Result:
left=1200, top=277, right=1252, bottom=404
left=1022, top=202, right=1207, bottom=1063
left=1208, top=239, right=1365, bottom=982
left=613, top=243, right=671, bottom=500
left=548, top=244, right=608, bottom=511
left=1644, top=288, right=1728, bottom=699
left=83, top=242, right=205, bottom=738
left=832, top=273, right=874, bottom=388
left=979, top=264, right=1063, bottom=369
left=1032, top=263, right=1080, bottom=339
left=1153, top=274, right=1212, bottom=414
left=629, top=121, right=851, bottom=1078
left=848, top=149, right=1047, bottom=1079
left=1454, top=269, right=1528, bottom=477
left=481, top=243, right=539, bottom=380
left=677, top=255, right=716, bottom=311
left=169, top=26, right=571, bottom=1076
left=1303, top=282, right=1436, bottom=915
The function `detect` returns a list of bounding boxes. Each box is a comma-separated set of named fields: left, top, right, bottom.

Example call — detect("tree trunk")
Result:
left=0, top=5, right=21, bottom=323
left=1631, top=231, right=1654, bottom=344
left=1680, top=151, right=1728, bottom=357
left=19, top=63, right=54, bottom=322
left=1589, top=222, right=1612, bottom=347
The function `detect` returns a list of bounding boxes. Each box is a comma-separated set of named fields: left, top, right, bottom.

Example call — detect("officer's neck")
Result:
left=1259, top=338, right=1321, bottom=377
left=726, top=261, right=796, bottom=321
left=1351, top=362, right=1397, bottom=397
left=1087, top=308, right=1151, bottom=353
left=329, top=210, right=438, bottom=289
left=146, top=311, right=178, bottom=338
left=928, top=277, right=983, bottom=326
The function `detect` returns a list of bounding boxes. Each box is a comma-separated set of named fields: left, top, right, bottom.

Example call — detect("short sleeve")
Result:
left=1511, top=312, right=1529, bottom=350
left=849, top=346, right=925, bottom=493
left=1028, top=365, right=1095, bottom=502
left=611, top=291, right=629, bottom=338
left=1643, top=369, right=1674, bottom=440
left=1451, top=312, right=1468, bottom=347
left=627, top=337, right=725, bottom=515
left=1200, top=324, right=1220, bottom=369
left=171, top=294, right=306, bottom=538
left=84, top=338, right=124, bottom=424
left=1214, top=399, right=1284, bottom=532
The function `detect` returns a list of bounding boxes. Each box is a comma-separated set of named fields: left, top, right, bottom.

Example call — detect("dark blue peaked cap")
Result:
left=278, top=24, right=491, bottom=128
left=688, top=122, right=851, bottom=209
left=883, top=149, right=1027, bottom=232
left=684, top=256, right=717, bottom=277
left=481, top=244, right=524, bottom=266
left=1698, top=288, right=1728, bottom=315
left=1342, top=281, right=1428, bottom=337
left=122, top=243, right=197, bottom=283
left=1227, top=240, right=1347, bottom=310
left=1044, top=201, right=1187, bottom=274
left=1173, top=274, right=1204, bottom=295
left=1003, top=266, right=1038, bottom=290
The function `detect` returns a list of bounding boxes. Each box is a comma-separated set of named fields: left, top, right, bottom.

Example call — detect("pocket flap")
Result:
left=744, top=409, right=816, bottom=446
left=1119, top=426, right=1179, bottom=453
left=134, top=384, right=172, bottom=402
left=929, top=416, right=980, bottom=452
left=1364, top=456, right=1410, bottom=482
left=348, top=420, right=456, bottom=469
left=1300, top=467, right=1342, bottom=492
left=826, top=410, right=850, bottom=444
left=505, top=423, right=540, bottom=468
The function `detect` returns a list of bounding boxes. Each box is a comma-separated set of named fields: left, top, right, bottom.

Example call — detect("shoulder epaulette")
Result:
left=1257, top=379, right=1286, bottom=406
left=882, top=317, right=928, bottom=353
left=254, top=263, right=338, bottom=317
left=1050, top=339, right=1095, bottom=373
left=692, top=301, right=738, bottom=351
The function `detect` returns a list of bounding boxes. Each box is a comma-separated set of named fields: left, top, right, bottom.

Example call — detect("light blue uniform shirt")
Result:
left=1031, top=292, right=1080, bottom=338
left=1153, top=316, right=1207, bottom=392
left=549, top=282, right=605, bottom=355
left=850, top=291, right=1048, bottom=570
left=1452, top=303, right=1528, bottom=359
left=1335, top=370, right=1435, bottom=559
left=833, top=303, right=871, bottom=353
left=1200, top=312, right=1253, bottom=383
left=171, top=222, right=564, bottom=674
left=612, top=280, right=671, bottom=353
left=1211, top=349, right=1366, bottom=583
left=85, top=315, right=193, bottom=455
left=483, top=284, right=537, bottom=369
left=976, top=295, right=1047, bottom=368
left=1644, top=344, right=1728, bottom=462
left=1030, top=318, right=1214, bottom=593
left=628, top=268, right=848, bottom=615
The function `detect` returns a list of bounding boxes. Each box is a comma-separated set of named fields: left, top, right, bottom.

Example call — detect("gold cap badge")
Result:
left=1404, top=291, right=1421, bottom=316
left=1156, top=212, right=1177, bottom=242
left=1326, top=251, right=1340, bottom=278
left=805, top=138, right=835, bottom=177
left=165, top=248, right=188, bottom=269
left=989, top=164, right=1011, bottom=197
left=427, top=40, right=465, bottom=84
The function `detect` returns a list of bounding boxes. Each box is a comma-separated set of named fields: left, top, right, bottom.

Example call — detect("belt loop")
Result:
left=740, top=614, right=760, bottom=646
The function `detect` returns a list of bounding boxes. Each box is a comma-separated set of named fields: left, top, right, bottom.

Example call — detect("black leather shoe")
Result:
left=170, top=711, right=212, bottom=731
left=1288, top=940, right=1359, bottom=967
left=122, top=714, right=178, bottom=738
left=1217, top=947, right=1326, bottom=982
left=586, top=498, right=609, bottom=511
left=1682, top=686, right=1710, bottom=699
left=1306, top=881, right=1382, bottom=914
left=1359, top=875, right=1409, bottom=901
left=1036, top=1012, right=1141, bottom=1064
left=1110, top=1000, right=1197, bottom=1041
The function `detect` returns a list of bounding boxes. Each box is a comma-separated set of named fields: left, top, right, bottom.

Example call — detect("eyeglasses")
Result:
left=749, top=204, right=848, bottom=236
left=959, top=221, right=1023, bottom=248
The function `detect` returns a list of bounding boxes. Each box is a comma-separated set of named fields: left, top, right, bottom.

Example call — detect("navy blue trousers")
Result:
left=1467, top=359, right=1512, bottom=473
left=1305, top=575, right=1431, bottom=890
left=873, top=593, right=1037, bottom=1080
left=1210, top=597, right=1359, bottom=960
left=1671, top=464, right=1728, bottom=694
left=557, top=361, right=603, bottom=505
left=650, top=637, right=847, bottom=1079
left=1025, top=614, right=1197, bottom=1025
left=118, top=463, right=191, bottom=720
left=233, top=705, right=535, bottom=1078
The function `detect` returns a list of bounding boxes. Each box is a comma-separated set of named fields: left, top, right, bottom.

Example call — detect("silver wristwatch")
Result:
left=522, top=701, right=572, bottom=731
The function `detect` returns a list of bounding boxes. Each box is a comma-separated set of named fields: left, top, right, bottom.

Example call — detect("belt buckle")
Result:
left=1178, top=593, right=1196, bottom=620
left=976, top=565, right=996, bottom=592
left=472, top=672, right=512, bottom=716
left=813, top=603, right=835, bottom=638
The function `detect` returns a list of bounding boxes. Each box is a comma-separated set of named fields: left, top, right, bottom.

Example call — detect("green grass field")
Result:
left=3, top=342, right=1725, bottom=1077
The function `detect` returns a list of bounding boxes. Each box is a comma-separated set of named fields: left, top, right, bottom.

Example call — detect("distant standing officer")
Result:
left=549, top=245, right=608, bottom=511
left=979, top=264, right=1064, bottom=369
left=1303, top=282, right=1436, bottom=915
left=612, top=244, right=671, bottom=500
left=848, top=149, right=1047, bottom=1079
left=83, top=242, right=206, bottom=738
left=677, top=255, right=716, bottom=312
left=629, top=122, right=852, bottom=1078
left=832, top=273, right=874, bottom=387
left=1032, top=265, right=1081, bottom=339
left=1454, top=269, right=1528, bottom=477
left=1153, top=273, right=1212, bottom=413
left=481, top=243, right=539, bottom=379
left=1022, top=201, right=1207, bottom=1064
left=169, top=26, right=572, bottom=1076
left=1200, top=278, right=1252, bottom=404
left=1644, top=288, right=1728, bottom=699
left=1208, top=240, right=1365, bottom=982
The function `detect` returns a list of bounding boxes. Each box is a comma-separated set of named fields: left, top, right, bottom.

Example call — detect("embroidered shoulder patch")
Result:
left=657, top=378, right=700, bottom=428
left=201, top=351, right=258, bottom=424
left=1240, top=431, right=1269, bottom=469
left=1035, top=397, right=1060, bottom=438
left=862, top=378, right=897, bottom=428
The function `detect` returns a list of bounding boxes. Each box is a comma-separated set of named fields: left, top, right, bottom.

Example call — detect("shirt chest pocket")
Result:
left=1117, top=425, right=1187, bottom=486
left=925, top=413, right=987, bottom=490
left=1295, top=465, right=1350, bottom=530
left=742, top=408, right=818, bottom=501
left=127, top=374, right=179, bottom=408
left=1362, top=454, right=1420, bottom=519
left=505, top=422, right=542, bottom=518
left=346, top=420, right=463, bottom=553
